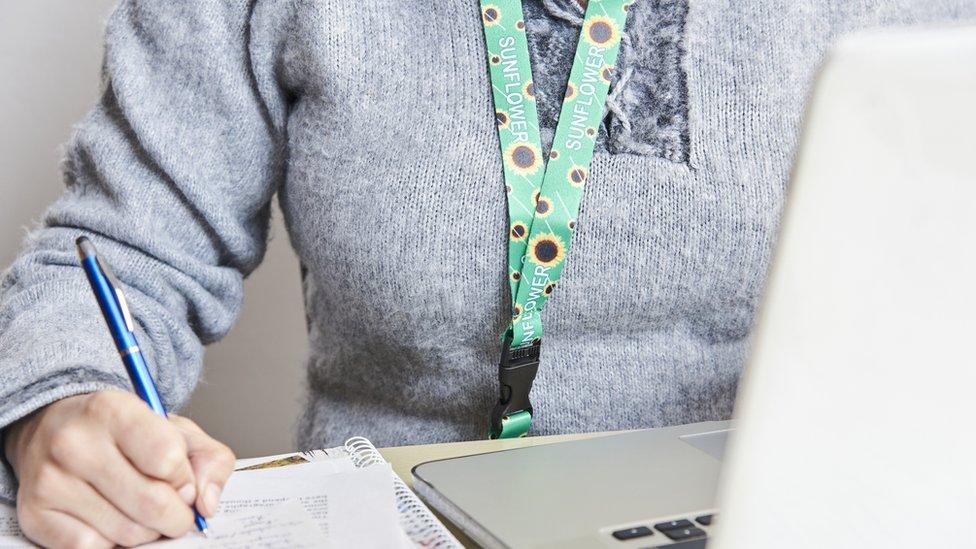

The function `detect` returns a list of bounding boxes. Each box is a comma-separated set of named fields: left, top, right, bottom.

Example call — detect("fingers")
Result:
left=9, top=391, right=230, bottom=547
left=43, top=391, right=197, bottom=538
left=170, top=415, right=236, bottom=517
left=89, top=393, right=195, bottom=489
left=17, top=464, right=151, bottom=548
left=50, top=472, right=159, bottom=547
left=18, top=507, right=113, bottom=549
left=60, top=437, right=195, bottom=539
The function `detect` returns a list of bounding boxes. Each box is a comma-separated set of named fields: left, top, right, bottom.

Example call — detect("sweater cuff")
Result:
left=0, top=275, right=152, bottom=504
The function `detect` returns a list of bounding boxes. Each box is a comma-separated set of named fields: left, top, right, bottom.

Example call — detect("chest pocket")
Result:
left=522, top=0, right=690, bottom=163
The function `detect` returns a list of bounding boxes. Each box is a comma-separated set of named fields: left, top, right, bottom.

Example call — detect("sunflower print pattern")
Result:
left=480, top=0, right=630, bottom=350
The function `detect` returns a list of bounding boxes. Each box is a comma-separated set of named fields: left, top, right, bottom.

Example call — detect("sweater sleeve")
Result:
left=0, top=0, right=293, bottom=502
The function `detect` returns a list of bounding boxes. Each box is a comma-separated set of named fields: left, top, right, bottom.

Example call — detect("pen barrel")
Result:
left=121, top=349, right=167, bottom=417
left=80, top=256, right=135, bottom=351
left=79, top=254, right=168, bottom=417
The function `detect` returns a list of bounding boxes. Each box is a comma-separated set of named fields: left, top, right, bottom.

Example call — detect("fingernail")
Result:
left=178, top=483, right=196, bottom=506
left=203, top=483, right=221, bottom=516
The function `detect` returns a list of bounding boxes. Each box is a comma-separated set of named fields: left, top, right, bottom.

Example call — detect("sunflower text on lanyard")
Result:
left=479, top=0, right=631, bottom=439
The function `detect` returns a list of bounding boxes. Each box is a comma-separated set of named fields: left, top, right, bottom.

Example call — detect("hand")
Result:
left=3, top=390, right=235, bottom=548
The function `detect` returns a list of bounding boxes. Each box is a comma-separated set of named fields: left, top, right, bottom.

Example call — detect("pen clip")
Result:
left=95, top=255, right=137, bottom=334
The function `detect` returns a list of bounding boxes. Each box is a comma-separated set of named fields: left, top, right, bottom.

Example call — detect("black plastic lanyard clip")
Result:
left=489, top=333, right=541, bottom=438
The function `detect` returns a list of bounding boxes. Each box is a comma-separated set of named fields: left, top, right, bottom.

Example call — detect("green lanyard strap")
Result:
left=481, top=0, right=631, bottom=438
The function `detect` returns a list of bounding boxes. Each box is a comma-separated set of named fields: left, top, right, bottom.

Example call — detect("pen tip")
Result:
left=201, top=528, right=210, bottom=538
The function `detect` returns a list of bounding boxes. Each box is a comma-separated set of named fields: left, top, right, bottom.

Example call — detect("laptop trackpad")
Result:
left=680, top=429, right=731, bottom=461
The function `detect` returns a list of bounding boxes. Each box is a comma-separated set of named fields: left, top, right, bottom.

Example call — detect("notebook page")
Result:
left=0, top=460, right=405, bottom=548
left=144, top=500, right=323, bottom=548
left=217, top=460, right=404, bottom=548
left=237, top=444, right=460, bottom=548
left=344, top=437, right=462, bottom=548
left=0, top=439, right=449, bottom=548
left=0, top=504, right=30, bottom=548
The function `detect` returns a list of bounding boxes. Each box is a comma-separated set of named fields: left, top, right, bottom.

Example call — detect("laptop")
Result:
left=412, top=24, right=976, bottom=549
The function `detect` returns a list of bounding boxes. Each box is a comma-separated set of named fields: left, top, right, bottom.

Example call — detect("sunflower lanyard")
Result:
left=480, top=0, right=631, bottom=439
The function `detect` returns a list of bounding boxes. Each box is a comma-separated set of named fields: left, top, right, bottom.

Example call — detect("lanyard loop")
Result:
left=481, top=0, right=631, bottom=438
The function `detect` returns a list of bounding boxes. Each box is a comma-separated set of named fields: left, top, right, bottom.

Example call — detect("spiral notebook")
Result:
left=298, top=437, right=461, bottom=548
left=0, top=437, right=459, bottom=548
left=212, top=436, right=461, bottom=548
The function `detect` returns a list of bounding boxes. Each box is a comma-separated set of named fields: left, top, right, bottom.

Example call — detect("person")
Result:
left=0, top=1, right=971, bottom=547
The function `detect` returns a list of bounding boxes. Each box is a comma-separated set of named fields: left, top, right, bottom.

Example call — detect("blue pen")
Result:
left=76, top=237, right=209, bottom=536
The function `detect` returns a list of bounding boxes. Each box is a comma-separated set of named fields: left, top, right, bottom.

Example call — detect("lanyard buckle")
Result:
left=489, top=334, right=541, bottom=439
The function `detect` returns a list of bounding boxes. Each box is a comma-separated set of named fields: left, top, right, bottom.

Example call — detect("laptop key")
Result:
left=695, top=514, right=714, bottom=526
left=662, top=527, right=707, bottom=541
left=653, top=538, right=708, bottom=549
left=654, top=519, right=694, bottom=532
left=612, top=526, right=654, bottom=540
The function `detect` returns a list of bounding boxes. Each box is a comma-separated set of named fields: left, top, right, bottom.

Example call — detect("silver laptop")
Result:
left=413, top=25, right=976, bottom=549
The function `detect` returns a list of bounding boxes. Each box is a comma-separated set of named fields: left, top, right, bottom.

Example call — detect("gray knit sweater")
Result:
left=1, top=0, right=971, bottom=502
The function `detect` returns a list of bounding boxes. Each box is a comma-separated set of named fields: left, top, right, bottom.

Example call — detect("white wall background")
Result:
left=0, top=1, right=308, bottom=458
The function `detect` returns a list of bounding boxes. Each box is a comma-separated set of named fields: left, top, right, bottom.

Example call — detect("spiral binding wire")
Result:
left=344, top=437, right=461, bottom=548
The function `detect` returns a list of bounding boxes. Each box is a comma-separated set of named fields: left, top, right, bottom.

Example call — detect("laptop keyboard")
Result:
left=610, top=513, right=714, bottom=547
